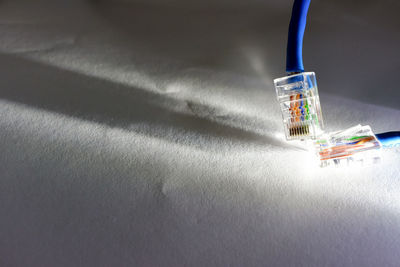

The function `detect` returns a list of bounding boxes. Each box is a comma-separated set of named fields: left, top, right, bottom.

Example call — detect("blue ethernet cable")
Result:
left=273, top=1, right=399, bottom=167
left=273, top=0, right=323, bottom=140
left=286, top=0, right=311, bottom=73
left=376, top=132, right=400, bottom=149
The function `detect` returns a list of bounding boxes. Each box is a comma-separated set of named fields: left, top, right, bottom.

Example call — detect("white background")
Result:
left=0, top=0, right=400, bottom=266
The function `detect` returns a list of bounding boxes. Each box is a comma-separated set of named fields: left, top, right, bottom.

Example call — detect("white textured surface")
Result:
left=0, top=1, right=400, bottom=266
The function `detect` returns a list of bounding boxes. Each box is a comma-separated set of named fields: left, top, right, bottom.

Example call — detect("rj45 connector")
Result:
left=315, top=125, right=382, bottom=167
left=274, top=72, right=324, bottom=140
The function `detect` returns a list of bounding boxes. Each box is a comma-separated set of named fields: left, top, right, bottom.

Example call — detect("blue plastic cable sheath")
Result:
left=286, top=0, right=311, bottom=73
left=376, top=132, right=400, bottom=148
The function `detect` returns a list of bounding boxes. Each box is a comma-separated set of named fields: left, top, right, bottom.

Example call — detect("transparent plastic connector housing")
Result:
left=315, top=125, right=382, bottom=167
left=274, top=72, right=324, bottom=140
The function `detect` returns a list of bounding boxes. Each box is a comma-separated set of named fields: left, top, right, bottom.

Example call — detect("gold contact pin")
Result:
left=289, top=125, right=310, bottom=138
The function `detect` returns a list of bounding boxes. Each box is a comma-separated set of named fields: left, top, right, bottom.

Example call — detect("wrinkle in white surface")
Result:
left=0, top=0, right=400, bottom=266
left=1, top=98, right=400, bottom=267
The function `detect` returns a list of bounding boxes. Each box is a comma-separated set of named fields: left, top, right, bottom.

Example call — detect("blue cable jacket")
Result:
left=286, top=0, right=311, bottom=73
left=376, top=132, right=400, bottom=148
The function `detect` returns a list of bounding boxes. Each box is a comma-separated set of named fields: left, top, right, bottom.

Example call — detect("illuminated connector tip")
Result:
left=274, top=72, right=324, bottom=140
left=289, top=125, right=309, bottom=137
left=315, top=124, right=382, bottom=168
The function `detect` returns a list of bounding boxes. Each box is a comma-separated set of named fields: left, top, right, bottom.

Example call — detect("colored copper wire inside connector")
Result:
left=288, top=93, right=311, bottom=137
left=318, top=135, right=379, bottom=161
left=274, top=72, right=323, bottom=140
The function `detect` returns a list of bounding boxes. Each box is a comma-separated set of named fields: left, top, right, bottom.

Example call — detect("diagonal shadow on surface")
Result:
left=0, top=53, right=295, bottom=152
